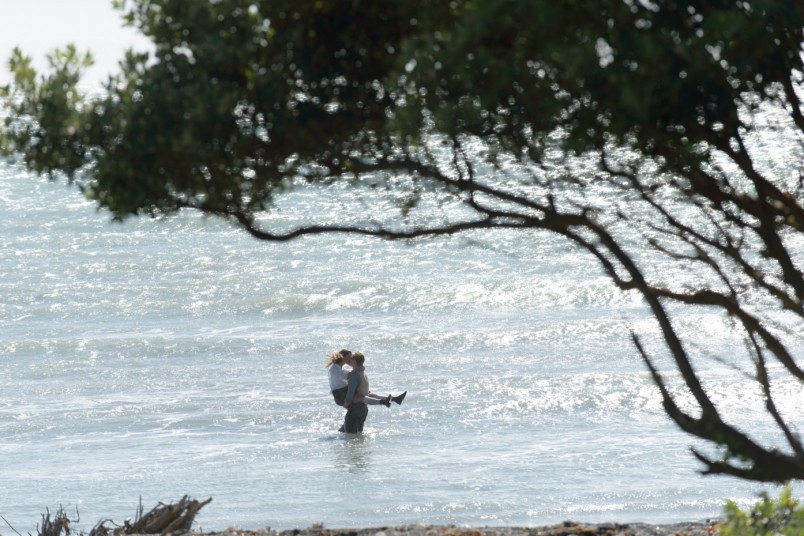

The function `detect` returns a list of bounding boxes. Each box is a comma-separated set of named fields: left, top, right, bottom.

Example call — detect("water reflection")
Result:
left=336, top=433, right=371, bottom=472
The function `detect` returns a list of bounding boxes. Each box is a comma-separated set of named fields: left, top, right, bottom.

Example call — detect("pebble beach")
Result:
left=201, top=523, right=719, bottom=536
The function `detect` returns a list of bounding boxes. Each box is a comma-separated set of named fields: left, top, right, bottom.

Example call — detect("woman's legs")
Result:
left=364, top=391, right=407, bottom=406
left=364, top=393, right=391, bottom=407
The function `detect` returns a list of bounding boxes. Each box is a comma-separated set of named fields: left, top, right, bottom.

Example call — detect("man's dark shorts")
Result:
left=341, top=402, right=368, bottom=433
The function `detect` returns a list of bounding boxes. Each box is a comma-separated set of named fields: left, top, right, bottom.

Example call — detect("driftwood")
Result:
left=90, top=496, right=212, bottom=536
left=38, top=506, right=74, bottom=536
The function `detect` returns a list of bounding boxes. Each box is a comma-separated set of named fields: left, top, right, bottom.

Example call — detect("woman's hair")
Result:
left=353, top=352, right=365, bottom=367
left=325, top=348, right=352, bottom=368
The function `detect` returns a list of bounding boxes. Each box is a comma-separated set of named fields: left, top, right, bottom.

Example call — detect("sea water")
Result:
left=0, top=157, right=801, bottom=534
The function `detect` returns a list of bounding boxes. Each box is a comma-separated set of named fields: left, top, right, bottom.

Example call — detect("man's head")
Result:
left=353, top=352, right=365, bottom=367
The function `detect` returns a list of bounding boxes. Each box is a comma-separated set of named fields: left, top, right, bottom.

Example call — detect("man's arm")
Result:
left=343, top=373, right=361, bottom=407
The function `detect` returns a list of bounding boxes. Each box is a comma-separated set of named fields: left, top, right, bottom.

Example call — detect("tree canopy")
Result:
left=2, top=0, right=802, bottom=482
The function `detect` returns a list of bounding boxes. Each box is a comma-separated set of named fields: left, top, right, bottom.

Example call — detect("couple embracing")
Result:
left=326, top=349, right=406, bottom=433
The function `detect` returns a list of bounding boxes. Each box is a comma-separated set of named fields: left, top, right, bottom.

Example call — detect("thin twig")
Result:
left=1, top=515, right=25, bottom=536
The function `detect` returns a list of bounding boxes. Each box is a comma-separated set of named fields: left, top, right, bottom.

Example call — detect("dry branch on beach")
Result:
left=36, top=507, right=74, bottom=536
left=90, top=496, right=212, bottom=536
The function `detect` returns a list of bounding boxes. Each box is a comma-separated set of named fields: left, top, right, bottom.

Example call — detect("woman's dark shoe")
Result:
left=392, top=391, right=407, bottom=405
left=382, top=395, right=392, bottom=408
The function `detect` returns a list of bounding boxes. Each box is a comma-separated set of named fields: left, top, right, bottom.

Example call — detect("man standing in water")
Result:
left=339, top=352, right=369, bottom=433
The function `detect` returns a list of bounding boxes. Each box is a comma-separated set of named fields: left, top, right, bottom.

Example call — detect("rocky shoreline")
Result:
left=200, top=522, right=719, bottom=536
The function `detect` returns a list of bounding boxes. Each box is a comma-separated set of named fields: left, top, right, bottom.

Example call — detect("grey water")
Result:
left=0, top=157, right=801, bottom=533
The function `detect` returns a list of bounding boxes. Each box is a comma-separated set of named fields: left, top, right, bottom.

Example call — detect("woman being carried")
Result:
left=326, top=349, right=406, bottom=407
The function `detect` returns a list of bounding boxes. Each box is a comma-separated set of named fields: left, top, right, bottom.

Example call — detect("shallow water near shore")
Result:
left=0, top=160, right=802, bottom=533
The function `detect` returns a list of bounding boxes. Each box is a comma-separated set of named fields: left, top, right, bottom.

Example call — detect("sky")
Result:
left=0, top=0, right=151, bottom=86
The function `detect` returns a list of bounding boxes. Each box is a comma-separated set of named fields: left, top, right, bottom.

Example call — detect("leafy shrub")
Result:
left=720, top=487, right=804, bottom=535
